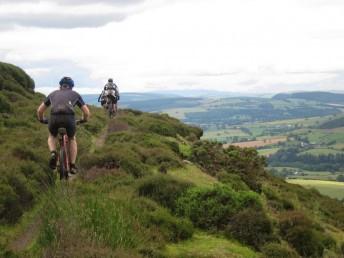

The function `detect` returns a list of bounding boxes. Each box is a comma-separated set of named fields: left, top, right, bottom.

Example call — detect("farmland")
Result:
left=287, top=179, right=344, bottom=200
left=225, top=136, right=287, bottom=148
left=119, top=92, right=344, bottom=175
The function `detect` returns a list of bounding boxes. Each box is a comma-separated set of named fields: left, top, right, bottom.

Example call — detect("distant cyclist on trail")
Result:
left=98, top=78, right=120, bottom=115
left=36, top=77, right=90, bottom=174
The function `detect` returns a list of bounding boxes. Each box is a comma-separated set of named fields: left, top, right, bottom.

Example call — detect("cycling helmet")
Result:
left=108, top=78, right=113, bottom=83
left=59, top=76, right=74, bottom=88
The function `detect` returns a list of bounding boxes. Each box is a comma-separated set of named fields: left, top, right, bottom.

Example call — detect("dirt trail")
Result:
left=94, top=124, right=109, bottom=148
left=94, top=115, right=129, bottom=149
left=9, top=217, right=42, bottom=253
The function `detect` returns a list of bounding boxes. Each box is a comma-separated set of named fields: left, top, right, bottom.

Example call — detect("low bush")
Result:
left=279, top=211, right=325, bottom=257
left=279, top=211, right=313, bottom=235
left=137, top=174, right=193, bottom=211
left=0, top=93, right=12, bottom=113
left=217, top=172, right=249, bottom=191
left=143, top=147, right=182, bottom=169
left=147, top=208, right=194, bottom=242
left=82, top=144, right=148, bottom=178
left=0, top=182, right=22, bottom=223
left=263, top=186, right=295, bottom=211
left=285, top=226, right=324, bottom=257
left=190, top=142, right=266, bottom=192
left=176, top=184, right=262, bottom=230
left=226, top=208, right=273, bottom=250
left=262, top=243, right=299, bottom=258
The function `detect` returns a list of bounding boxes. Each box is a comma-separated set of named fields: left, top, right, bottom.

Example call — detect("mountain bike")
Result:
left=107, top=97, right=118, bottom=118
left=41, top=119, right=85, bottom=180
left=98, top=91, right=118, bottom=118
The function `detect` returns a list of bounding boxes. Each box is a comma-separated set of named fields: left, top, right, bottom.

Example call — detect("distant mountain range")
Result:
left=83, top=91, right=344, bottom=111
left=273, top=91, right=344, bottom=104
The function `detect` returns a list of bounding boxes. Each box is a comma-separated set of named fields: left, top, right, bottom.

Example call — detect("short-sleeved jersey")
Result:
left=104, top=82, right=119, bottom=96
left=44, top=89, right=85, bottom=115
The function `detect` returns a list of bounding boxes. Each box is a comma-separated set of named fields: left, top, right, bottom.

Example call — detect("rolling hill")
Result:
left=1, top=62, right=344, bottom=258
left=273, top=91, right=344, bottom=105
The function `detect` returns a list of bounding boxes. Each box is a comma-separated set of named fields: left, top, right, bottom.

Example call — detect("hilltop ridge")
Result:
left=273, top=91, right=344, bottom=104
left=1, top=62, right=344, bottom=258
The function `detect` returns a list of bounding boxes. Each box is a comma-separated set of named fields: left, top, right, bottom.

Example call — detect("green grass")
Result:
left=299, top=148, right=344, bottom=156
left=203, top=129, right=248, bottom=138
left=307, top=129, right=344, bottom=145
left=163, top=232, right=259, bottom=258
left=258, top=148, right=280, bottom=156
left=287, top=179, right=344, bottom=200
left=163, top=107, right=208, bottom=120
left=168, top=164, right=217, bottom=187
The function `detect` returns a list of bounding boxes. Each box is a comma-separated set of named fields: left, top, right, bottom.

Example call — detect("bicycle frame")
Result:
left=106, top=96, right=117, bottom=118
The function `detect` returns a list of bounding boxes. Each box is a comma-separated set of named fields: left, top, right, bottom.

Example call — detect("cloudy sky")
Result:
left=1, top=0, right=344, bottom=94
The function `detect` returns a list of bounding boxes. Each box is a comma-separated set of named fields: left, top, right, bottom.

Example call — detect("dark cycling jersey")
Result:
left=44, top=89, right=85, bottom=115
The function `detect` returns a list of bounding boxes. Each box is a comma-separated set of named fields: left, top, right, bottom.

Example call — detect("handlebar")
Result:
left=76, top=119, right=87, bottom=125
left=39, top=118, right=87, bottom=125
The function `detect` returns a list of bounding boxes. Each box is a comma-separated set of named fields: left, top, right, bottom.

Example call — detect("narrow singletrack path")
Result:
left=9, top=217, right=42, bottom=253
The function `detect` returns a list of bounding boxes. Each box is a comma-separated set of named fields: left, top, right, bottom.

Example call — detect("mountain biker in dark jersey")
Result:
left=36, top=77, right=90, bottom=174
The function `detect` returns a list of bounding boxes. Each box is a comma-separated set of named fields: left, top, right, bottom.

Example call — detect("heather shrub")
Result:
left=262, top=243, right=299, bottom=258
left=284, top=226, right=324, bottom=257
left=217, top=172, right=249, bottom=191
left=0, top=93, right=11, bottom=113
left=82, top=144, right=148, bottom=178
left=147, top=208, right=194, bottom=242
left=176, top=184, right=261, bottom=230
left=226, top=208, right=273, bottom=250
left=279, top=211, right=325, bottom=257
left=137, top=174, right=193, bottom=211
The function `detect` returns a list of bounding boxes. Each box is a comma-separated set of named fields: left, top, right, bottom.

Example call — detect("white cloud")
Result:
left=1, top=0, right=344, bottom=93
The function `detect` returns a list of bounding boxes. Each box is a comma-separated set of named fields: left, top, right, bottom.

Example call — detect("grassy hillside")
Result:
left=1, top=62, right=344, bottom=258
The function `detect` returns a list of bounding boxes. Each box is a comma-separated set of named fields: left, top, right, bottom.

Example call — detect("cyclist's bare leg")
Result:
left=68, top=136, right=77, bottom=165
left=48, top=134, right=58, bottom=169
left=48, top=134, right=57, bottom=152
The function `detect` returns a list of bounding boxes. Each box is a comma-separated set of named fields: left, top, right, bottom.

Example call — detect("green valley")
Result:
left=1, top=62, right=344, bottom=258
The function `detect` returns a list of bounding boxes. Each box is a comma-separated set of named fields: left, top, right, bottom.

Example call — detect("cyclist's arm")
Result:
left=75, top=94, right=90, bottom=121
left=81, top=105, right=90, bottom=121
left=114, top=84, right=120, bottom=96
left=37, top=102, right=48, bottom=121
left=37, top=95, right=51, bottom=121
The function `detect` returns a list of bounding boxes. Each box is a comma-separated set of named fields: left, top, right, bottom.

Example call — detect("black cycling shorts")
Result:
left=48, top=114, right=76, bottom=138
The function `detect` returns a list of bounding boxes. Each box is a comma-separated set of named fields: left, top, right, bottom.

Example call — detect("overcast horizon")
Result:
left=1, top=0, right=344, bottom=95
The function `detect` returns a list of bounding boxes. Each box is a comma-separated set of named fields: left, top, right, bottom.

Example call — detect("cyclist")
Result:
left=102, top=78, right=120, bottom=113
left=36, top=76, right=90, bottom=174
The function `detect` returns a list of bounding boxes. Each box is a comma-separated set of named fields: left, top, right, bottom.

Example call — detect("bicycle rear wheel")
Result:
left=59, top=147, right=69, bottom=180
left=59, top=148, right=66, bottom=180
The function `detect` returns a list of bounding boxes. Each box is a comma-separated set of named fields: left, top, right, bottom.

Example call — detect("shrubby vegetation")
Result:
left=226, top=208, right=273, bottom=250
left=262, top=243, right=299, bottom=258
left=176, top=185, right=261, bottom=230
left=269, top=147, right=344, bottom=172
left=190, top=141, right=266, bottom=192
left=137, top=174, right=193, bottom=211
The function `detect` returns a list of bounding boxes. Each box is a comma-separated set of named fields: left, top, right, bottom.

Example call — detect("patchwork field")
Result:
left=287, top=179, right=344, bottom=200
left=224, top=137, right=287, bottom=148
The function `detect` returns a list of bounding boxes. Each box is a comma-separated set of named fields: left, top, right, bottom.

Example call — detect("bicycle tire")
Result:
left=59, top=137, right=69, bottom=180
left=59, top=148, right=66, bottom=180
left=108, top=102, right=114, bottom=118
